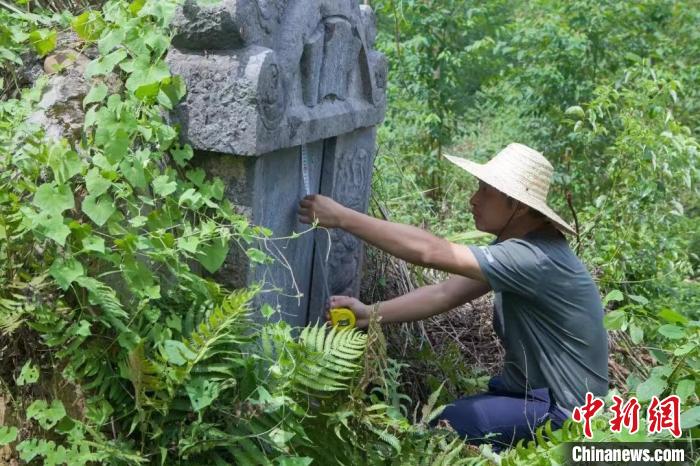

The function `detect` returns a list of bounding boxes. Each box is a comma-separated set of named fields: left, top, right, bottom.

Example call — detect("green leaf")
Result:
left=152, top=175, right=177, bottom=197
left=82, top=235, right=106, bottom=253
left=269, top=428, right=295, bottom=449
left=85, top=168, right=112, bottom=196
left=42, top=215, right=71, bottom=246
left=26, top=400, right=66, bottom=430
left=681, top=407, right=700, bottom=430
left=85, top=49, right=127, bottom=78
left=277, top=458, right=313, bottom=466
left=17, top=360, right=39, bottom=386
left=83, top=83, right=108, bottom=107
left=72, top=11, right=104, bottom=41
left=658, top=308, right=688, bottom=325
left=564, top=105, right=585, bottom=119
left=603, top=289, right=624, bottom=306
left=47, top=145, right=82, bottom=184
left=185, top=378, right=221, bottom=412
left=104, top=128, right=130, bottom=164
left=33, top=183, right=74, bottom=216
left=196, top=238, right=230, bottom=273
left=125, top=57, right=171, bottom=98
left=658, top=324, right=685, bottom=340
left=0, top=426, right=18, bottom=445
left=246, top=248, right=268, bottom=264
left=82, top=194, right=116, bottom=226
left=29, top=29, right=57, bottom=57
left=157, top=75, right=186, bottom=109
left=177, top=235, right=200, bottom=253
left=603, top=310, right=626, bottom=330
left=676, top=379, right=695, bottom=403
left=97, top=27, right=125, bottom=54
left=635, top=375, right=666, bottom=402
left=171, top=144, right=193, bottom=167
left=49, top=257, right=85, bottom=290
left=629, top=323, right=643, bottom=345
left=162, top=340, right=196, bottom=366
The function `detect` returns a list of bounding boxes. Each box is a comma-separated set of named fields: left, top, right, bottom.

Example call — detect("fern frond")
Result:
left=292, top=324, right=367, bottom=396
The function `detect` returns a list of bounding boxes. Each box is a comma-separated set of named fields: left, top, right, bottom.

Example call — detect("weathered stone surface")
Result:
left=166, top=0, right=386, bottom=156
left=169, top=1, right=386, bottom=325
left=308, top=127, right=377, bottom=323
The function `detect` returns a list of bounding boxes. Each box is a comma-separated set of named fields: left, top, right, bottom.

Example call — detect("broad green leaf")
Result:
left=82, top=193, right=116, bottom=226
left=72, top=11, right=104, bottom=41
left=157, top=75, right=186, bottom=110
left=48, top=145, right=82, bottom=184
left=171, top=144, right=193, bottom=167
left=28, top=29, right=57, bottom=57
left=603, top=289, right=623, bottom=306
left=42, top=215, right=71, bottom=246
left=676, top=379, right=695, bottom=403
left=658, top=308, right=688, bottom=325
left=85, top=168, right=112, bottom=196
left=603, top=310, right=626, bottom=330
left=83, top=83, right=108, bottom=107
left=49, top=257, right=85, bottom=290
left=97, top=26, right=125, bottom=54
left=185, top=378, right=221, bottom=412
left=246, top=247, right=268, bottom=264
left=0, top=426, right=18, bottom=445
left=85, top=49, right=127, bottom=78
left=125, top=57, right=170, bottom=98
left=82, top=235, right=106, bottom=253
left=658, top=324, right=685, bottom=340
left=177, top=235, right=200, bottom=253
left=152, top=175, right=177, bottom=197
left=635, top=375, right=666, bottom=402
left=17, top=360, right=39, bottom=386
left=564, top=105, right=585, bottom=119
left=196, top=238, right=230, bottom=274
left=104, top=128, right=130, bottom=164
left=162, top=340, right=196, bottom=366
left=681, top=407, right=700, bottom=430
left=629, top=323, right=643, bottom=345
left=269, top=428, right=295, bottom=449
left=33, top=183, right=74, bottom=216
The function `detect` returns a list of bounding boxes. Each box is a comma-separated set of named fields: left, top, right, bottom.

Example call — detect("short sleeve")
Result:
left=468, top=239, right=547, bottom=298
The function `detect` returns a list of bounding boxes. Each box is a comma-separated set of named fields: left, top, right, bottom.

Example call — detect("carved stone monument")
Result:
left=166, top=0, right=387, bottom=325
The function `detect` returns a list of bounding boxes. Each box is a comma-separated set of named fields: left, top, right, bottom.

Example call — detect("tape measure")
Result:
left=329, top=307, right=356, bottom=329
left=300, top=145, right=355, bottom=329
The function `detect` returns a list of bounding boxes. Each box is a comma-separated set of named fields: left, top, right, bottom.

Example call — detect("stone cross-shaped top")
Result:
left=167, top=0, right=387, bottom=156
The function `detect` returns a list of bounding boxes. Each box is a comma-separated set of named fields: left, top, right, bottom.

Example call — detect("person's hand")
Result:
left=298, top=194, right=347, bottom=228
left=325, top=295, right=373, bottom=330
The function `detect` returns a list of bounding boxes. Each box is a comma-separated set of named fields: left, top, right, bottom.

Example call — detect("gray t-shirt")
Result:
left=469, top=229, right=608, bottom=410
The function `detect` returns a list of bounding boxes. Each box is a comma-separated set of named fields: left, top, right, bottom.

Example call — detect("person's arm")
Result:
left=298, top=195, right=486, bottom=281
left=328, top=274, right=491, bottom=328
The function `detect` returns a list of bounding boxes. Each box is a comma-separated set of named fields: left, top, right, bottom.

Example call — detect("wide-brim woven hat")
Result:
left=444, top=143, right=576, bottom=235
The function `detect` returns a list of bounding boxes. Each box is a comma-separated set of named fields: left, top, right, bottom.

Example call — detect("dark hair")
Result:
left=506, top=195, right=548, bottom=221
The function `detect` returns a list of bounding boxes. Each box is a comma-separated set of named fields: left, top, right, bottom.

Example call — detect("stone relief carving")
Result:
left=166, top=0, right=387, bottom=156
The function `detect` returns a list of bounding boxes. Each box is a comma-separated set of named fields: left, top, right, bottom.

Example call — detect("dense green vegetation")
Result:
left=0, top=0, right=698, bottom=464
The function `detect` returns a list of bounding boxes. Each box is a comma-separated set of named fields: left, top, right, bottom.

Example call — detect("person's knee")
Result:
left=432, top=397, right=488, bottom=440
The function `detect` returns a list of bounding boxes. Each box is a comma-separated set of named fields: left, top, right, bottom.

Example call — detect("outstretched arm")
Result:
left=298, top=194, right=486, bottom=282
left=329, top=274, right=491, bottom=328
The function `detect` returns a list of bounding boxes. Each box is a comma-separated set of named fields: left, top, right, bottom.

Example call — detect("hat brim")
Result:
left=444, top=154, right=576, bottom=236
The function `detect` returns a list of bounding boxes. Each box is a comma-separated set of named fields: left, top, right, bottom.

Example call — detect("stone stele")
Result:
left=166, top=0, right=387, bottom=326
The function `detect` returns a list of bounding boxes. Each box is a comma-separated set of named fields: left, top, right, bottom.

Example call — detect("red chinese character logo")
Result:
left=572, top=392, right=605, bottom=438
left=647, top=395, right=681, bottom=437
left=609, top=395, right=641, bottom=434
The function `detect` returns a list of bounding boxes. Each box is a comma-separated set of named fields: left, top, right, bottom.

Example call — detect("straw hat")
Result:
left=444, top=143, right=576, bottom=235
